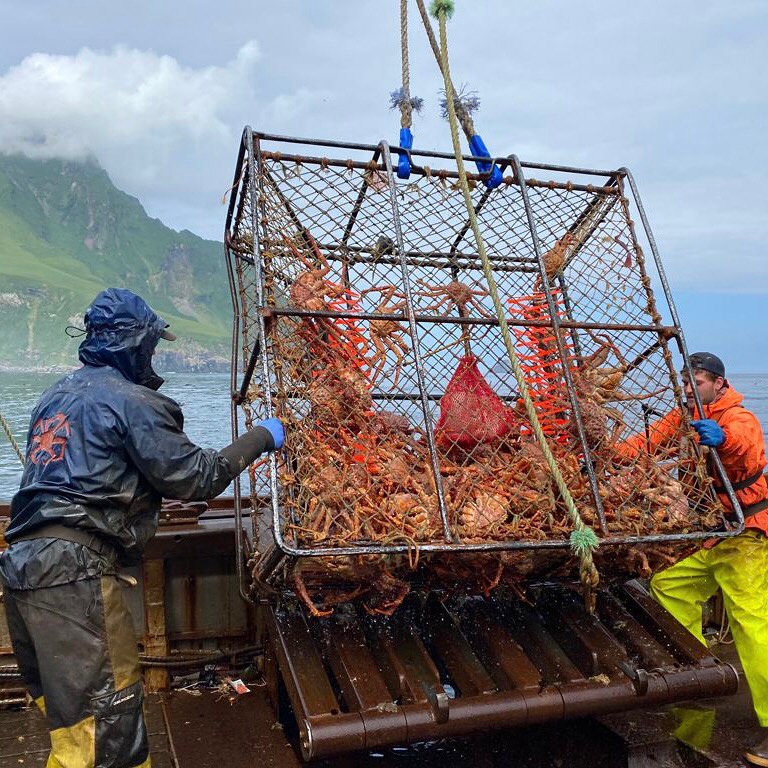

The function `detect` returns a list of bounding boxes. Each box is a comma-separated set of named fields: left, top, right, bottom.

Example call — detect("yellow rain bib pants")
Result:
left=651, top=530, right=768, bottom=726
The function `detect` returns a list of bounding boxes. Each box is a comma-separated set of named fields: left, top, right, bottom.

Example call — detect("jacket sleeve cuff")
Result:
left=219, top=427, right=273, bottom=476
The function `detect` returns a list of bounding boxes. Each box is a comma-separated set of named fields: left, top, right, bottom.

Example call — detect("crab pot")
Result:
left=223, top=129, right=741, bottom=611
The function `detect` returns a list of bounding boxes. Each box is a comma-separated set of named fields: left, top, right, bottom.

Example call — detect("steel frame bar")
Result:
left=253, top=130, right=620, bottom=178
left=268, top=251, right=539, bottom=275
left=619, top=168, right=744, bottom=529
left=261, top=237, right=538, bottom=266
left=380, top=141, right=452, bottom=542
left=224, top=130, right=250, bottom=603
left=272, top=389, right=519, bottom=403
left=509, top=155, right=607, bottom=532
left=250, top=131, right=289, bottom=578
left=258, top=150, right=617, bottom=194
left=263, top=305, right=678, bottom=335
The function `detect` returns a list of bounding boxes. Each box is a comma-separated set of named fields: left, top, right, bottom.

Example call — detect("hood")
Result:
left=703, top=382, right=743, bottom=418
left=78, top=288, right=170, bottom=390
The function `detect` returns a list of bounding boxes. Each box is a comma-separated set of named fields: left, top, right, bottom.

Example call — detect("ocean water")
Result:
left=2, top=371, right=768, bottom=502
left=0, top=371, right=237, bottom=501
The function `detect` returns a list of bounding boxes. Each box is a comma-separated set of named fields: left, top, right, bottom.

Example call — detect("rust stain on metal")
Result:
left=143, top=558, right=169, bottom=691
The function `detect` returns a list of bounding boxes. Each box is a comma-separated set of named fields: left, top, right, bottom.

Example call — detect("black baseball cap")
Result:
left=687, top=352, right=725, bottom=379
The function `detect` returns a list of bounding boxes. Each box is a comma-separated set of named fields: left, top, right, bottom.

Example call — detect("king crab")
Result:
left=569, top=332, right=664, bottom=459
left=535, top=232, right=575, bottom=289
left=359, top=285, right=411, bottom=388
left=416, top=278, right=493, bottom=355
left=415, top=278, right=492, bottom=317
left=285, top=230, right=367, bottom=365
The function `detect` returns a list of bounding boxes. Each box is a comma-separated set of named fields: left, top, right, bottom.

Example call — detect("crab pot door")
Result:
left=224, top=130, right=732, bottom=596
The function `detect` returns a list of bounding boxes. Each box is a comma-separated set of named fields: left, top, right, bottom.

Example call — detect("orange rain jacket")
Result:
left=619, top=385, right=768, bottom=536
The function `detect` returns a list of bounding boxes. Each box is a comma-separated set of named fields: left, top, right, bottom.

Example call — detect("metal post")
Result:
left=619, top=168, right=743, bottom=529
left=379, top=141, right=452, bottom=542
left=509, top=155, right=607, bottom=534
left=226, top=129, right=250, bottom=603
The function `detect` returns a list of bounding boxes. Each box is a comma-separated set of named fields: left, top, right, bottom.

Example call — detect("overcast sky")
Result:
left=1, top=1, right=766, bottom=369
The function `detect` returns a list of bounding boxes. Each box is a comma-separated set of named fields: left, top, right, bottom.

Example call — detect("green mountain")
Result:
left=0, top=153, right=231, bottom=370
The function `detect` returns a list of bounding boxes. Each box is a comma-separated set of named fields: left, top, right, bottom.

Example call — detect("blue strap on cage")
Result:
left=397, top=127, right=414, bottom=179
left=469, top=134, right=502, bottom=189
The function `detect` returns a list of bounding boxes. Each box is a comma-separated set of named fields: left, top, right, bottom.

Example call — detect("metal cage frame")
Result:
left=223, top=128, right=744, bottom=595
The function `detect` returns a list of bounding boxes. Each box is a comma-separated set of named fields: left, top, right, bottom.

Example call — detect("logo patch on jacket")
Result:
left=29, top=412, right=71, bottom=466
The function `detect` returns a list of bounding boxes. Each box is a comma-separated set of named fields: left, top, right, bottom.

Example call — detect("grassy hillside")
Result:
left=0, top=154, right=231, bottom=370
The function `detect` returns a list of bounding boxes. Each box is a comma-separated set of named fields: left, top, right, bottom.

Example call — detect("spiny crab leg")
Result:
left=292, top=570, right=333, bottom=618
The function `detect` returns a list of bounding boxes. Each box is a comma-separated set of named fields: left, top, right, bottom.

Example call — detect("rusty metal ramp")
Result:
left=265, top=580, right=738, bottom=761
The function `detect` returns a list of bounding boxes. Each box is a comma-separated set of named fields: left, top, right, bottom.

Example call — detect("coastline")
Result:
left=0, top=357, right=230, bottom=375
left=0, top=363, right=77, bottom=374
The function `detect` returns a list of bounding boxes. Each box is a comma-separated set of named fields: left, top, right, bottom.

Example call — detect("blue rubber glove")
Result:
left=258, top=418, right=285, bottom=450
left=690, top=419, right=725, bottom=448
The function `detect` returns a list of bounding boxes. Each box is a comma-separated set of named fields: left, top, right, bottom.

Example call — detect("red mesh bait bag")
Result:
left=435, top=355, right=519, bottom=449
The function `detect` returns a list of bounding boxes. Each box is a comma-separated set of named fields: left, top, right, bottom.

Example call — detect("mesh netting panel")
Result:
left=224, top=134, right=730, bottom=612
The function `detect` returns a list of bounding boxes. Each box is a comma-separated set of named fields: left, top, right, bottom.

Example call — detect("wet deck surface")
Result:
left=0, top=645, right=762, bottom=768
left=162, top=686, right=301, bottom=768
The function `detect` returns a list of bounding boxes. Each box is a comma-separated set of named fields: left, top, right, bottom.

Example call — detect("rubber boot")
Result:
left=745, top=729, right=768, bottom=767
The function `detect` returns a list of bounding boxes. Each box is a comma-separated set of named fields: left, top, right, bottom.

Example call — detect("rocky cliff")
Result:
left=0, top=154, right=231, bottom=371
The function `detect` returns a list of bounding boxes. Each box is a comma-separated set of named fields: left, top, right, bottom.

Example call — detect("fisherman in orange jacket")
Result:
left=619, top=352, right=768, bottom=766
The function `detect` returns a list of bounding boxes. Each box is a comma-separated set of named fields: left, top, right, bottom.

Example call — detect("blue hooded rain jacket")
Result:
left=1, top=289, right=236, bottom=583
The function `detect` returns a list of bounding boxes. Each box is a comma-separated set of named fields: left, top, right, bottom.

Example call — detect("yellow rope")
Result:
left=432, top=3, right=600, bottom=607
left=0, top=410, right=24, bottom=465
left=416, top=0, right=475, bottom=138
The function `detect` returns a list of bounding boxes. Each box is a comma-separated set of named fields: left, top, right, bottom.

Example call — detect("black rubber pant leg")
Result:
left=2, top=584, right=45, bottom=705
left=5, top=577, right=149, bottom=768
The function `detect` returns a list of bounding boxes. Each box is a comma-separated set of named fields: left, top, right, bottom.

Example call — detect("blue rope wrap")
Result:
left=468, top=134, right=503, bottom=189
left=397, top=127, right=414, bottom=179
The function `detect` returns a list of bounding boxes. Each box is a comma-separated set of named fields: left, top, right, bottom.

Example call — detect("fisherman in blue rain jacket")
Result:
left=0, top=288, right=283, bottom=768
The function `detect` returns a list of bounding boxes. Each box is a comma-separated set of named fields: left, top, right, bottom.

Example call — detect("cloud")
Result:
left=0, top=42, right=333, bottom=237
left=0, top=42, right=258, bottom=157
left=0, top=0, right=765, bottom=291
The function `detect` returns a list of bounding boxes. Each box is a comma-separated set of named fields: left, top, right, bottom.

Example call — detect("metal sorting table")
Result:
left=265, top=581, right=738, bottom=761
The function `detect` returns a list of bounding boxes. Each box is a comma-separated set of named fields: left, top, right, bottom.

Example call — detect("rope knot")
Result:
left=570, top=527, right=600, bottom=558
left=430, top=0, right=454, bottom=19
